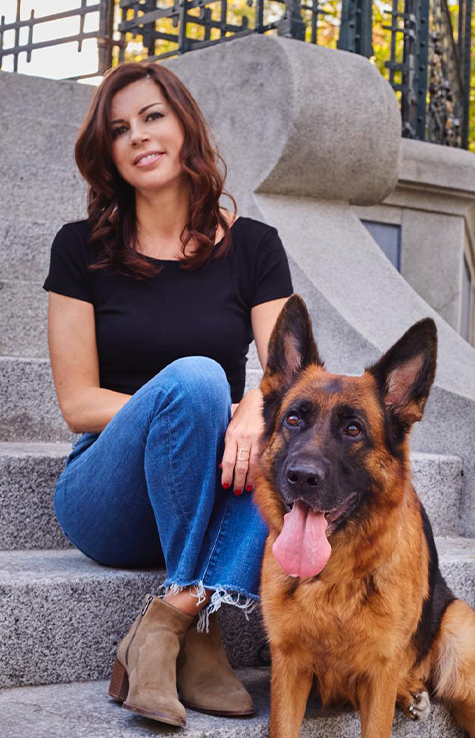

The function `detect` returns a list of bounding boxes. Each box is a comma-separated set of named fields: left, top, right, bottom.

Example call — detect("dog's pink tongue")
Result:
left=272, top=501, right=331, bottom=578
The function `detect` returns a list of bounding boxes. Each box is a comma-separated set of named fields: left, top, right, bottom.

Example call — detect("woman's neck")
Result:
left=135, top=181, right=190, bottom=259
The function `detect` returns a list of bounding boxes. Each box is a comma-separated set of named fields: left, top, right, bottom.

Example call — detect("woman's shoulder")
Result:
left=230, top=216, right=280, bottom=258
left=51, top=220, right=96, bottom=264
left=233, top=215, right=278, bottom=240
left=55, top=219, right=92, bottom=242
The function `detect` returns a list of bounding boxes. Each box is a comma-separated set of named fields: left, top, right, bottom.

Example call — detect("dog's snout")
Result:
left=286, top=464, right=325, bottom=491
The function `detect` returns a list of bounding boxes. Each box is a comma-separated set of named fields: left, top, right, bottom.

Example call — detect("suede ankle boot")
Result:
left=109, top=594, right=193, bottom=727
left=176, top=612, right=255, bottom=716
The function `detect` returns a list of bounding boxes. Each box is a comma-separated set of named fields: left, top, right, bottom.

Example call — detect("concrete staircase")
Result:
left=1, top=69, right=474, bottom=737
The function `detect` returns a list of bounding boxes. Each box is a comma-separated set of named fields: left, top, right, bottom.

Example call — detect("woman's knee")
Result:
left=150, top=357, right=231, bottom=408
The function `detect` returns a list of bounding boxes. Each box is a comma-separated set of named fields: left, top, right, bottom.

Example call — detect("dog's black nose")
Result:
left=286, top=464, right=325, bottom=491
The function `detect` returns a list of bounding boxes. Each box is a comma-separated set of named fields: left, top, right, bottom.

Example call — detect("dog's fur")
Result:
left=255, top=295, right=475, bottom=738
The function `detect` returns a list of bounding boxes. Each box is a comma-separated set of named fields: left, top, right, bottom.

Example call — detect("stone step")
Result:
left=0, top=442, right=72, bottom=550
left=0, top=165, right=87, bottom=223
left=0, top=358, right=260, bottom=443
left=1, top=539, right=474, bottom=691
left=0, top=440, right=463, bottom=553
left=0, top=357, right=70, bottom=442
left=0, top=216, right=58, bottom=282
left=0, top=281, right=47, bottom=358
left=0, top=549, right=265, bottom=690
left=0, top=668, right=467, bottom=738
left=411, top=453, right=462, bottom=536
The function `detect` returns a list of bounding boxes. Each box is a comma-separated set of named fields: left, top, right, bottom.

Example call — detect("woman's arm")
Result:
left=251, top=297, right=290, bottom=370
left=47, top=292, right=131, bottom=434
left=221, top=296, right=290, bottom=493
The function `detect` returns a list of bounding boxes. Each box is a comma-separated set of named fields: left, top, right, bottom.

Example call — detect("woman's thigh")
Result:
left=54, top=357, right=231, bottom=568
left=55, top=428, right=163, bottom=568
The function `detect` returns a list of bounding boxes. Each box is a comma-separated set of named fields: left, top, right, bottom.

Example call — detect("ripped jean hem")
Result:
left=158, top=579, right=259, bottom=633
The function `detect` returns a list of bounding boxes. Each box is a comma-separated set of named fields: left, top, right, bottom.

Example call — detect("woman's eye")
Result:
left=146, top=111, right=164, bottom=121
left=344, top=422, right=363, bottom=438
left=285, top=413, right=301, bottom=428
left=112, top=126, right=127, bottom=139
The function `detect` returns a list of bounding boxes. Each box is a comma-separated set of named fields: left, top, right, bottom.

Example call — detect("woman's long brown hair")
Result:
left=75, top=62, right=236, bottom=278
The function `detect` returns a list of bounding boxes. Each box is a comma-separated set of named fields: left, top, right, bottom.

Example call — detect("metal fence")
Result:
left=0, top=0, right=472, bottom=148
left=0, top=0, right=114, bottom=80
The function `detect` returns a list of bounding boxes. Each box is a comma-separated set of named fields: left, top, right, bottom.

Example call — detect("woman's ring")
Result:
left=237, top=448, right=250, bottom=461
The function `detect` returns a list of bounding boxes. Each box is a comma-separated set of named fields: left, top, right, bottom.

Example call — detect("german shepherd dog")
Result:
left=255, top=295, right=475, bottom=738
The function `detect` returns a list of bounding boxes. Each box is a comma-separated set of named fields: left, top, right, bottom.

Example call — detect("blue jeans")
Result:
left=54, top=357, right=268, bottom=628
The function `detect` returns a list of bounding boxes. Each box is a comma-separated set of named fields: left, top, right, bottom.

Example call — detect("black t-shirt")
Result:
left=43, top=217, right=293, bottom=403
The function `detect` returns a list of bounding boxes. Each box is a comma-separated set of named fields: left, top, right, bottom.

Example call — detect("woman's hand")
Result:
left=221, top=388, right=264, bottom=495
left=219, top=296, right=290, bottom=495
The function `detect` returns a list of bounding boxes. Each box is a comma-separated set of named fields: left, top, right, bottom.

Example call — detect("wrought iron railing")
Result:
left=0, top=0, right=472, bottom=148
left=383, top=0, right=472, bottom=148
left=0, top=0, right=115, bottom=81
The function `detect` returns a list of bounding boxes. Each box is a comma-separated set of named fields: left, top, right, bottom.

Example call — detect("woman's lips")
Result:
left=134, top=152, right=164, bottom=167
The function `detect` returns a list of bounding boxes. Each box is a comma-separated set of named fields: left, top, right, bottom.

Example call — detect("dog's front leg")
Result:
left=357, top=668, right=399, bottom=738
left=269, top=648, right=313, bottom=738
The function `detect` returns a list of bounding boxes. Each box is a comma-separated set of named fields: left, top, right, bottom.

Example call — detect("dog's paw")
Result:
left=402, top=691, right=431, bottom=722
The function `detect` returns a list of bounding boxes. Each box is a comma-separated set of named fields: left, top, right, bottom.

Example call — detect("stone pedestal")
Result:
left=355, top=139, right=475, bottom=343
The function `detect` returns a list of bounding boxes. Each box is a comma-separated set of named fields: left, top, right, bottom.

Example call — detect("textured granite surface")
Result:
left=0, top=357, right=70, bottom=441
left=0, top=70, right=93, bottom=123
left=410, top=452, right=463, bottom=536
left=0, top=164, right=87, bottom=223
left=0, top=441, right=70, bottom=549
left=0, top=550, right=164, bottom=689
left=0, top=217, right=56, bottom=282
left=0, top=438, right=464, bottom=551
left=0, top=668, right=465, bottom=738
left=1, top=540, right=474, bottom=691
left=0, top=549, right=265, bottom=689
left=0, top=280, right=48, bottom=357
left=437, top=536, right=475, bottom=604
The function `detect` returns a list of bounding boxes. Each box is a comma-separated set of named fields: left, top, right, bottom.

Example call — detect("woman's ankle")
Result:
left=164, top=588, right=212, bottom=616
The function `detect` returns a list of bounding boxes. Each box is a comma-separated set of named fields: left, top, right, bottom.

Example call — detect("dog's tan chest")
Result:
left=261, top=547, right=421, bottom=670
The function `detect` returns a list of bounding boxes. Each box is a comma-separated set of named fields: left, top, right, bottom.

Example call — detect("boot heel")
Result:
left=108, top=658, right=129, bottom=702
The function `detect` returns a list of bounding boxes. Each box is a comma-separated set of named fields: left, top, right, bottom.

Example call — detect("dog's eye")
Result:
left=285, top=412, right=301, bottom=428
left=344, top=422, right=362, bottom=438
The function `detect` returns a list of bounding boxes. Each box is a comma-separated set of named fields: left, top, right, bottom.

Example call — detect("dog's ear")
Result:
left=261, top=295, right=323, bottom=435
left=368, top=318, right=437, bottom=437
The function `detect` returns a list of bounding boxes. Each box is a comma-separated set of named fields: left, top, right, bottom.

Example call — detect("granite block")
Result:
left=410, top=453, right=463, bottom=536
left=0, top=668, right=466, bottom=738
left=1, top=539, right=474, bottom=690
left=0, top=442, right=71, bottom=550
left=0, top=164, right=87, bottom=223
left=0, top=357, right=70, bottom=442
left=0, top=70, right=93, bottom=123
left=0, top=281, right=48, bottom=358
left=0, top=549, right=265, bottom=689
left=0, top=441, right=463, bottom=560
left=0, top=114, right=82, bottom=171
left=0, top=217, right=57, bottom=282
left=0, top=549, right=165, bottom=689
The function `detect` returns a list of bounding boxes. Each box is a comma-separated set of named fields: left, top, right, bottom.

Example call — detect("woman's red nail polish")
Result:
left=234, top=489, right=242, bottom=496
left=223, top=483, right=229, bottom=489
left=246, top=485, right=253, bottom=492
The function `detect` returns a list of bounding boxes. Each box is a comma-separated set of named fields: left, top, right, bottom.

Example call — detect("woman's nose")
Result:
left=130, top=124, right=150, bottom=145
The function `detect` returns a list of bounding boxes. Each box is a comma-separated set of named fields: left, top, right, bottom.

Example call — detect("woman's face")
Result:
left=110, top=78, right=186, bottom=194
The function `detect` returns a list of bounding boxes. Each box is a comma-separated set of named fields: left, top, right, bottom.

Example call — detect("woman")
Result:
left=43, top=61, right=293, bottom=727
